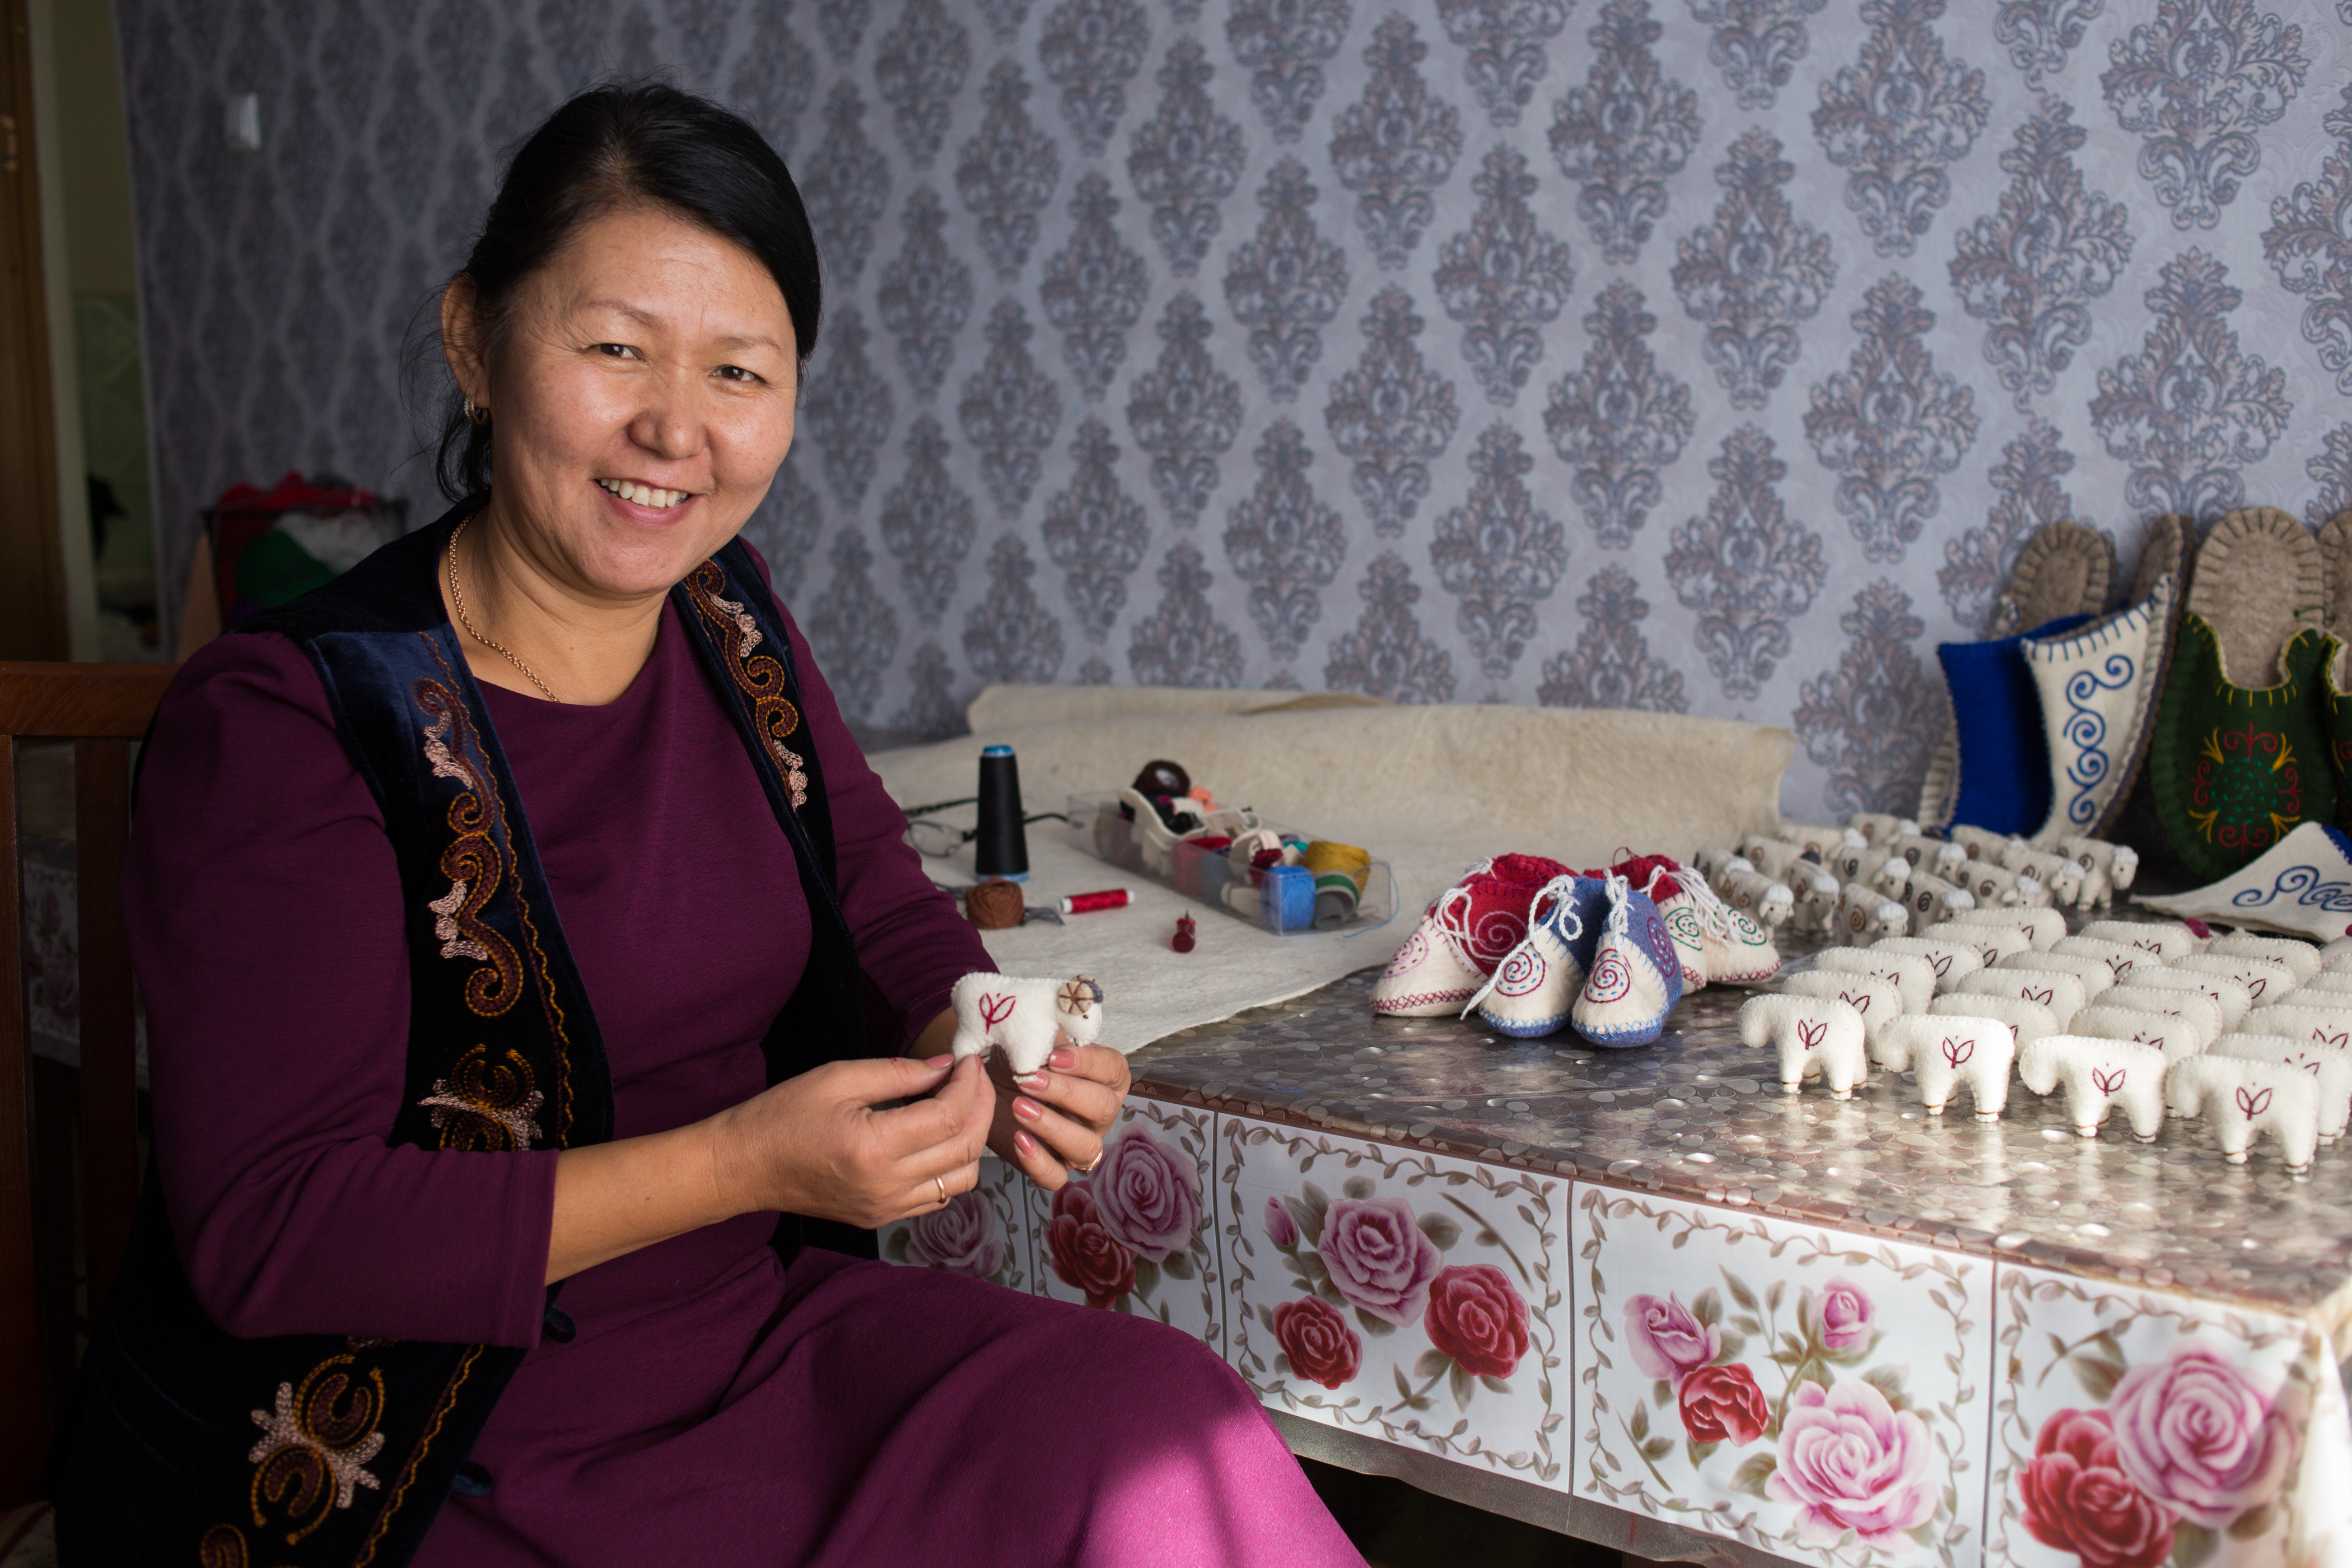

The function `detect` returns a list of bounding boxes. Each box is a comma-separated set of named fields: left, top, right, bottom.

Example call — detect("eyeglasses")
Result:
left=899, top=795, right=1068, bottom=858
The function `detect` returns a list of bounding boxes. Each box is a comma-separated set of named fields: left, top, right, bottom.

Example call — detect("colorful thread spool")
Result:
left=966, top=878, right=1025, bottom=929
left=1303, top=840, right=1371, bottom=930
left=1259, top=864, right=1317, bottom=932
left=1060, top=888, right=1132, bottom=914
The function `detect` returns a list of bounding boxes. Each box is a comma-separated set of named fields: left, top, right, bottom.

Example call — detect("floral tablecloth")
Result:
left=881, top=968, right=2352, bottom=1568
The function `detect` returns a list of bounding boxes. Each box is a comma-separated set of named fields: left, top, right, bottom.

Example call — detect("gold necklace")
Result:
left=445, top=516, right=560, bottom=702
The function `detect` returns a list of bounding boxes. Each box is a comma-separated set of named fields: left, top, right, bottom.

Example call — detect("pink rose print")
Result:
left=2108, top=1340, right=2299, bottom=1529
left=1766, top=1380, right=1936, bottom=1543
left=1262, top=1196, right=1299, bottom=1249
left=902, top=1190, right=1005, bottom=1280
left=1809, top=1278, right=1874, bottom=1356
left=1271, top=1296, right=1361, bottom=1390
left=1422, top=1265, right=1530, bottom=1379
left=1085, top=1126, right=1199, bottom=1263
left=2021, top=1408, right=2174, bottom=1568
left=1315, top=1197, right=1443, bottom=1326
left=1622, top=1292, right=1720, bottom=1383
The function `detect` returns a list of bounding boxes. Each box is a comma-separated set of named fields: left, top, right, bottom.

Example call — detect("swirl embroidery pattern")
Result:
left=684, top=563, right=810, bottom=809
left=413, top=682, right=522, bottom=1018
left=419, top=1044, right=546, bottom=1152
left=2055, top=653, right=2135, bottom=830
left=245, top=1357, right=388, bottom=1546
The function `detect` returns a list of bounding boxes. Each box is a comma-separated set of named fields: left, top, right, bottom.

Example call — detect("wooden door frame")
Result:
left=0, top=0, right=63, bottom=661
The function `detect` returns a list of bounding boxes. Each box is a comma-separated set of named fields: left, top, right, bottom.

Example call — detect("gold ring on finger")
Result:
left=1069, top=1152, right=1102, bottom=1176
left=935, top=1175, right=948, bottom=1205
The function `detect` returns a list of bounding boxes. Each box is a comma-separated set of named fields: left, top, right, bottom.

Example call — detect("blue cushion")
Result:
left=1940, top=614, right=2093, bottom=836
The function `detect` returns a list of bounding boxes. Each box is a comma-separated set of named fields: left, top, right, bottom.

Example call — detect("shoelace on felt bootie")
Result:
left=1460, top=873, right=1585, bottom=1017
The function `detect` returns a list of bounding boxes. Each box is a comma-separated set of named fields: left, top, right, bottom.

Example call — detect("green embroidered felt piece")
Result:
left=2150, top=615, right=2338, bottom=883
left=2320, top=644, right=2352, bottom=832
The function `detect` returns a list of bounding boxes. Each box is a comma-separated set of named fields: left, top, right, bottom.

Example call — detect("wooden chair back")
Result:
left=1, top=661, right=174, bottom=1507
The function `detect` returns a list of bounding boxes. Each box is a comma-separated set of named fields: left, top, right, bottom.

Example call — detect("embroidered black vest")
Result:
left=54, top=501, right=868, bottom=1567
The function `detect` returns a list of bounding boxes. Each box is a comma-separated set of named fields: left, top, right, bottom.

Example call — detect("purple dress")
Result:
left=125, top=571, right=1361, bottom=1567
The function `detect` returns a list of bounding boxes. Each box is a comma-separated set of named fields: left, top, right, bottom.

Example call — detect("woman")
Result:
left=56, top=83, right=1361, bottom=1567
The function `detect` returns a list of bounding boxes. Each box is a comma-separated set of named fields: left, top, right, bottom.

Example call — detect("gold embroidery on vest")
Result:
left=412, top=678, right=522, bottom=1015
left=246, top=1356, right=388, bottom=1546
left=349, top=1348, right=482, bottom=1568
left=684, top=561, right=809, bottom=808
left=418, top=1045, right=544, bottom=1150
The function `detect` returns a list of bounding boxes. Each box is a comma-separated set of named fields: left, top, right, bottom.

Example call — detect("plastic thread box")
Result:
left=1065, top=791, right=1394, bottom=935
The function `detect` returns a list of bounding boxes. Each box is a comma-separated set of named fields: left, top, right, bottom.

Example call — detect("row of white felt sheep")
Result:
left=1734, top=908, right=2352, bottom=1176
left=1690, top=815, right=2137, bottom=948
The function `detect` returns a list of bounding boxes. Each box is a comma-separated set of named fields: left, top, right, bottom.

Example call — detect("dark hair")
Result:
left=431, top=81, right=822, bottom=500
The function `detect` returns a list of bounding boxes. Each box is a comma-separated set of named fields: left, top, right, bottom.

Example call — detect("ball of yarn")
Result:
left=1302, top=839, right=1373, bottom=893
left=1132, top=759, right=1191, bottom=798
left=966, top=878, right=1026, bottom=929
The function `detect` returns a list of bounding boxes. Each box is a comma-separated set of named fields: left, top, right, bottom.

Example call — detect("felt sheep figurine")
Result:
left=1956, top=858, right=2046, bottom=908
left=1739, top=834, right=1819, bottom=885
left=1829, top=842, right=1913, bottom=895
left=2131, top=967, right=2256, bottom=1030
left=1869, top=935, right=1986, bottom=993
left=1876, top=1014, right=2016, bottom=1120
left=2322, top=936, right=2352, bottom=971
left=2100, top=984, right=2224, bottom=1048
left=950, top=973, right=1108, bottom=1074
left=1945, top=824, right=2009, bottom=861
left=2290, top=968, right=2352, bottom=997
left=1779, top=821, right=1858, bottom=859
left=1947, top=905, right=2066, bottom=950
left=1717, top=866, right=1795, bottom=928
left=1921, top=920, right=2034, bottom=968
left=1781, top=970, right=1901, bottom=1056
left=1737, top=995, right=1869, bottom=1098
left=1847, top=812, right=1914, bottom=845
left=2164, top=1056, right=2318, bottom=1172
left=2171, top=953, right=2297, bottom=1007
left=2054, top=835, right=2139, bottom=909
left=1812, top=946, right=1936, bottom=1013
left=2208, top=933, right=2323, bottom=986
left=1888, top=869, right=1974, bottom=935
left=2050, top=935, right=2151, bottom=986
left=1791, top=871, right=1843, bottom=937
left=1996, top=839, right=2087, bottom=907
left=1692, top=844, right=1744, bottom=889
left=1932, top=992, right=2060, bottom=1053
left=2207, top=1033, right=2352, bottom=1143
left=1892, top=832, right=1970, bottom=879
left=1995, top=951, right=2115, bottom=1004
left=2082, top=919, right=2203, bottom=963
left=2018, top=1035, right=2169, bottom=1141
left=2237, top=1004, right=2352, bottom=1053
left=1957, top=968, right=2088, bottom=1028
left=2068, top=1004, right=2207, bottom=1068
left=1834, top=882, right=1909, bottom=946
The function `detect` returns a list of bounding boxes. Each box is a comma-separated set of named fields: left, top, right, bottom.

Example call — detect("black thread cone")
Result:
left=974, top=744, right=1029, bottom=880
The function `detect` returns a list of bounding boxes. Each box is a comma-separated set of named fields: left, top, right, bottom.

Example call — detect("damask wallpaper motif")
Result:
left=110, top=0, right=2352, bottom=816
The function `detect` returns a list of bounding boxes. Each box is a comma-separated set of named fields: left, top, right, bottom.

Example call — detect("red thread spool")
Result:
left=1172, top=916, right=1197, bottom=954
left=1060, top=888, right=1132, bottom=914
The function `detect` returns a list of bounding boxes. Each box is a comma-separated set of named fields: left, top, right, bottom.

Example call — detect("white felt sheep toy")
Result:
left=2208, top=934, right=2322, bottom=986
left=2208, top=1033, right=2351, bottom=1142
left=1995, top=951, right=2116, bottom=1001
left=1893, top=832, right=1970, bottom=878
left=1781, top=970, right=1901, bottom=1057
left=2054, top=835, right=2139, bottom=910
left=1716, top=865, right=1795, bottom=928
left=1948, top=905, right=2066, bottom=950
left=1921, top=920, right=2033, bottom=968
left=1779, top=820, right=1858, bottom=859
left=2050, top=935, right=2152, bottom=986
left=2172, top=953, right=2297, bottom=1007
left=1847, top=812, right=1914, bottom=845
left=2068, top=1004, right=2207, bottom=1067
left=1933, top=992, right=2060, bottom=1053
left=2237, top=1003, right=2352, bottom=1051
left=1834, top=883, right=1909, bottom=946
left=2322, top=937, right=2352, bottom=971
left=1869, top=936, right=1986, bottom=993
left=1738, top=834, right=1820, bottom=885
left=1945, top=824, right=2008, bottom=861
left=950, top=973, right=1109, bottom=1074
left=2019, top=1035, right=2168, bottom=1141
left=1876, top=1014, right=2015, bottom=1120
left=1790, top=870, right=1842, bottom=937
left=1693, top=844, right=1744, bottom=890
left=2132, top=967, right=2256, bottom=1030
left=1829, top=842, right=1913, bottom=895
left=1737, top=994, right=1869, bottom=1098
left=1813, top=947, right=1936, bottom=1013
left=2082, top=919, right=2203, bottom=963
left=2099, top=985, right=2224, bottom=1048
left=2165, top=1056, right=2318, bottom=1172
left=1892, top=870, right=1975, bottom=935
left=1957, top=859, right=2046, bottom=908
left=1958, top=967, right=2088, bottom=1026
left=2290, top=969, right=2352, bottom=998
left=1997, top=839, right=2087, bottom=907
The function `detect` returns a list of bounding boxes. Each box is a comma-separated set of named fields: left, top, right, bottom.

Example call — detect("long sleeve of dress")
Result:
left=128, top=634, right=558, bottom=1347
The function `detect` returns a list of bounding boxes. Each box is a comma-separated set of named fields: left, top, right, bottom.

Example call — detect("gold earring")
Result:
left=464, top=397, right=489, bottom=426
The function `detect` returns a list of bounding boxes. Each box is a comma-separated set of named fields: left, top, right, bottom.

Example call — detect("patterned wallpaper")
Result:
left=110, top=0, right=2352, bottom=816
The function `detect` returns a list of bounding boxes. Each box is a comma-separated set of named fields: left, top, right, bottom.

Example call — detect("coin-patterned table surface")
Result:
left=1125, top=951, right=2352, bottom=1323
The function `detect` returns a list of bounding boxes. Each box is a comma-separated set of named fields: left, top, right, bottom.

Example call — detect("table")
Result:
left=880, top=946, right=2352, bottom=1568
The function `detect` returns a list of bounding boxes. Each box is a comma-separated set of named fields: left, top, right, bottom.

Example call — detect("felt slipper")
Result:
left=1370, top=853, right=1576, bottom=1016
left=1934, top=612, right=2094, bottom=836
left=2314, top=509, right=2352, bottom=825
left=2149, top=508, right=2333, bottom=881
left=2135, top=820, right=2352, bottom=941
left=1471, top=874, right=1608, bottom=1037
left=2023, top=540, right=2183, bottom=843
left=1620, top=853, right=1780, bottom=987
left=1923, top=521, right=2118, bottom=826
left=1569, top=872, right=1683, bottom=1048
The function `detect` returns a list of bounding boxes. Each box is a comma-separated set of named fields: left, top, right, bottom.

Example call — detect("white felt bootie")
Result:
left=1570, top=874, right=1683, bottom=1048
left=1645, top=858, right=1780, bottom=986
left=1470, top=875, right=1588, bottom=1038
left=1370, top=893, right=1486, bottom=1017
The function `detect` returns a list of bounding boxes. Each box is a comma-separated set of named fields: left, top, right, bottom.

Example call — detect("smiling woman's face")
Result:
left=447, top=202, right=799, bottom=600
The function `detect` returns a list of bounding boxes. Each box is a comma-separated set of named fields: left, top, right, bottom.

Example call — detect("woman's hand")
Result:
left=544, top=1053, right=994, bottom=1283
left=987, top=1037, right=1131, bottom=1192
left=710, top=1053, right=996, bottom=1228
